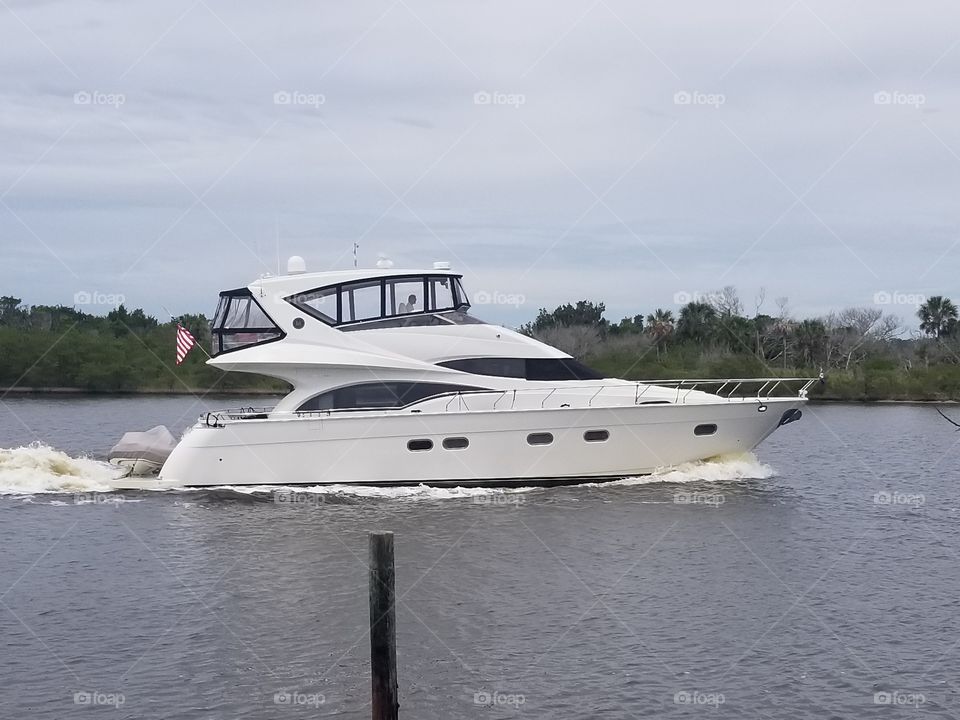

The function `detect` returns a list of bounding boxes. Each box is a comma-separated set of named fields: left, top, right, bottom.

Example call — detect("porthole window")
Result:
left=527, top=432, right=554, bottom=446
left=442, top=437, right=469, bottom=450
left=694, top=424, right=717, bottom=436
left=407, top=439, right=433, bottom=451
left=292, top=317, right=305, bottom=329
left=584, top=429, right=609, bottom=442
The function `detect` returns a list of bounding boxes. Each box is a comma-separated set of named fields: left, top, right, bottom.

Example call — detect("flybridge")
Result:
left=209, top=258, right=480, bottom=356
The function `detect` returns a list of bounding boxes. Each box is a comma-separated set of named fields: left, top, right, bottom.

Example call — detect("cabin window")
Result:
left=290, top=286, right=338, bottom=323
left=407, top=439, right=433, bottom=451
left=527, top=432, right=554, bottom=446
left=211, top=289, right=284, bottom=356
left=297, top=382, right=483, bottom=411
left=438, top=358, right=603, bottom=381
left=340, top=281, right=382, bottom=323
left=386, top=278, right=427, bottom=316
left=694, top=424, right=717, bottom=436
left=584, top=429, right=609, bottom=442
left=428, top=276, right=459, bottom=312
left=442, top=437, right=469, bottom=450
left=286, top=274, right=471, bottom=328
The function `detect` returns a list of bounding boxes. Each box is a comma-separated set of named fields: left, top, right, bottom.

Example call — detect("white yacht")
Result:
left=112, top=258, right=814, bottom=489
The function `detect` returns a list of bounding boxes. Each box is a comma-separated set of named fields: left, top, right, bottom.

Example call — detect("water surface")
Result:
left=0, top=397, right=958, bottom=718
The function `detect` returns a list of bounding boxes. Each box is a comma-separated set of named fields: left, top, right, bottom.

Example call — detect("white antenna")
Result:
left=353, top=242, right=359, bottom=268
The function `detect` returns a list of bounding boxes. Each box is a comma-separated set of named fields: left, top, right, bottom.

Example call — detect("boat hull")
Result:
left=112, top=397, right=805, bottom=489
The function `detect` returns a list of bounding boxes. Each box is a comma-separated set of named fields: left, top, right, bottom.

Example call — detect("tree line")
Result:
left=1, top=289, right=959, bottom=399
left=0, top=297, right=283, bottom=392
left=521, top=289, right=960, bottom=400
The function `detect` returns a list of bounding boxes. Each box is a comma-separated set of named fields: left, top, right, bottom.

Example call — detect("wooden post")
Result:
left=369, top=531, right=399, bottom=720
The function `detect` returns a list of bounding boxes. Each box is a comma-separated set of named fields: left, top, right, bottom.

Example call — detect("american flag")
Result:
left=175, top=323, right=196, bottom=365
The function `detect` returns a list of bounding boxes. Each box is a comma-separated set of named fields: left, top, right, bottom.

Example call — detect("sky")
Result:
left=0, top=0, right=958, bottom=330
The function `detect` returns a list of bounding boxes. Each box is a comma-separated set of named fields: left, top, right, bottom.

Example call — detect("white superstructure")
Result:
left=113, top=259, right=813, bottom=488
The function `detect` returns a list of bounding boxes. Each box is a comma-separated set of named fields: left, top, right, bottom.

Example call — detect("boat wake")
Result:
left=0, top=443, right=774, bottom=498
left=0, top=443, right=118, bottom=495
left=613, top=452, right=776, bottom=486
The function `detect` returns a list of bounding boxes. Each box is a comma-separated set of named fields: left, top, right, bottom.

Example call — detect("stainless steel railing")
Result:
left=201, top=377, right=819, bottom=424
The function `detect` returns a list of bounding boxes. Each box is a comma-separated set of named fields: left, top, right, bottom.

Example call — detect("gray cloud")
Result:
left=0, top=0, right=958, bottom=329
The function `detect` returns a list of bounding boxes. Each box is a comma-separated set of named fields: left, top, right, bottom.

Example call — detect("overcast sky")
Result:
left=1, top=0, right=957, bottom=329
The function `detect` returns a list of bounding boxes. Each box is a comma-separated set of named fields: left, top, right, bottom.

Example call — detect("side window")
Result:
left=428, top=277, right=457, bottom=311
left=297, top=382, right=483, bottom=411
left=340, top=281, right=382, bottom=323
left=385, top=278, right=426, bottom=316
left=289, top=287, right=338, bottom=324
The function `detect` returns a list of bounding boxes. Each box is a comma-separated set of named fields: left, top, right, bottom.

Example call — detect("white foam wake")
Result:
left=0, top=443, right=120, bottom=495
left=0, top=445, right=774, bottom=498
left=609, top=452, right=776, bottom=487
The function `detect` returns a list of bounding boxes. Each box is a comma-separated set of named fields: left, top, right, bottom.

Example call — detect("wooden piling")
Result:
left=369, top=531, right=399, bottom=720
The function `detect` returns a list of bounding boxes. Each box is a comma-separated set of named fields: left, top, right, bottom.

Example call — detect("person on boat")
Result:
left=399, top=294, right=418, bottom=314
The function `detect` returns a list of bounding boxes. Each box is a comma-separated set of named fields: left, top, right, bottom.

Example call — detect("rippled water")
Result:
left=1, top=396, right=959, bottom=718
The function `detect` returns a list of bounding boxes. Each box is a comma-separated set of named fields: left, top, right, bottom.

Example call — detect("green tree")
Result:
left=644, top=309, right=674, bottom=358
left=676, top=302, right=717, bottom=344
left=918, top=296, right=958, bottom=338
left=524, top=300, right=607, bottom=334
left=793, top=319, right=828, bottom=367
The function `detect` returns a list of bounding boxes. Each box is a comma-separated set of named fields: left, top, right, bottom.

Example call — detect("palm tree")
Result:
left=918, top=296, right=958, bottom=338
left=644, top=309, right=674, bottom=358
left=792, top=319, right=828, bottom=367
left=676, top=302, right=717, bottom=344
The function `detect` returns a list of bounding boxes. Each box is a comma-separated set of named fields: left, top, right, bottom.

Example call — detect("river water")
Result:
left=0, top=396, right=958, bottom=718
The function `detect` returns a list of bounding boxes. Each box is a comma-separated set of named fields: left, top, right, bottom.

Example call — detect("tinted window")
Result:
left=297, top=382, right=482, bottom=411
left=442, top=437, right=469, bottom=450
left=407, top=439, right=433, bottom=451
left=438, top=357, right=603, bottom=381
left=694, top=424, right=717, bottom=436
left=525, top=358, right=603, bottom=381
left=527, top=432, right=554, bottom=446
left=440, top=358, right=525, bottom=378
